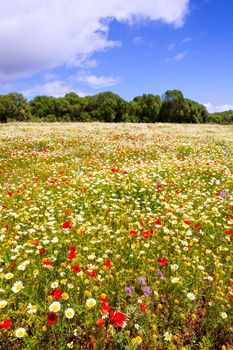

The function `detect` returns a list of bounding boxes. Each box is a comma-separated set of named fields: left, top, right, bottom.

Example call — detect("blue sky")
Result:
left=0, top=0, right=233, bottom=112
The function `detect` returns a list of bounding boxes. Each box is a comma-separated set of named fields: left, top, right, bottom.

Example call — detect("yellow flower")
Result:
left=62, top=292, right=69, bottom=300
left=132, top=336, right=143, bottom=345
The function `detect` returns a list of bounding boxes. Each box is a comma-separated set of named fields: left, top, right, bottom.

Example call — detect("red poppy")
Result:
left=32, top=240, right=39, bottom=246
left=130, top=230, right=137, bottom=236
left=10, top=263, right=17, bottom=270
left=142, top=231, right=149, bottom=239
left=157, top=258, right=167, bottom=266
left=62, top=221, right=72, bottom=229
left=47, top=312, right=59, bottom=325
left=67, top=246, right=76, bottom=260
left=4, top=224, right=9, bottom=230
left=102, top=302, right=111, bottom=312
left=0, top=319, right=12, bottom=330
left=88, top=337, right=95, bottom=348
left=43, top=259, right=54, bottom=267
left=225, top=229, right=233, bottom=235
left=51, top=289, right=63, bottom=299
left=183, top=220, right=191, bottom=225
left=140, top=303, right=147, bottom=312
left=71, top=264, right=81, bottom=273
left=103, top=259, right=112, bottom=268
left=98, top=294, right=108, bottom=302
left=8, top=191, right=13, bottom=196
left=88, top=270, right=97, bottom=278
left=110, top=310, right=126, bottom=327
left=96, top=318, right=106, bottom=326
left=154, top=219, right=162, bottom=225
left=228, top=293, right=233, bottom=299
left=39, top=247, right=46, bottom=255
left=111, top=168, right=118, bottom=173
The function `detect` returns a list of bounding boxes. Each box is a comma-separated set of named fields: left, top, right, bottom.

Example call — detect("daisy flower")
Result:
left=15, top=327, right=27, bottom=338
left=65, top=308, right=75, bottom=319
left=49, top=301, right=61, bottom=313
left=86, top=298, right=96, bottom=308
left=12, top=281, right=24, bottom=294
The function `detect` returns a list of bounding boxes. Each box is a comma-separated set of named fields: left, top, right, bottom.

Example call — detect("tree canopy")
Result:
left=0, top=90, right=231, bottom=124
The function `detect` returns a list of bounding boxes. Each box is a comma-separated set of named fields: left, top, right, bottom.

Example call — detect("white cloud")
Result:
left=0, top=0, right=189, bottom=82
left=180, top=37, right=192, bottom=44
left=204, top=103, right=233, bottom=113
left=22, top=80, right=87, bottom=98
left=173, top=50, right=189, bottom=61
left=77, top=74, right=121, bottom=89
left=133, top=36, right=145, bottom=45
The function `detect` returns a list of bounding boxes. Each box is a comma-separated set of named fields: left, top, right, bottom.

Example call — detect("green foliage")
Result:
left=129, top=94, right=161, bottom=123
left=0, top=90, right=232, bottom=124
left=208, top=110, right=233, bottom=124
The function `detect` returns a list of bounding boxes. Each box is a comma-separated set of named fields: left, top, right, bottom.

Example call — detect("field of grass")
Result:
left=0, top=123, right=232, bottom=350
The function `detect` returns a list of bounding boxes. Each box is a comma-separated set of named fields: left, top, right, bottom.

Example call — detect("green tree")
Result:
left=158, top=89, right=186, bottom=123
left=30, top=96, right=56, bottom=120
left=129, top=94, right=161, bottom=122
left=0, top=93, right=30, bottom=122
left=86, top=92, right=127, bottom=122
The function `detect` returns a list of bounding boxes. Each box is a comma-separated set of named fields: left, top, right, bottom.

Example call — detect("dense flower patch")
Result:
left=0, top=123, right=232, bottom=349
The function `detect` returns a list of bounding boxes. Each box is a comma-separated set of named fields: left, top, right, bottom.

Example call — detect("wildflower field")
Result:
left=0, top=123, right=232, bottom=350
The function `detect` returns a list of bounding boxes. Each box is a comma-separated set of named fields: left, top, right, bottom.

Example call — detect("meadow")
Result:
left=0, top=123, right=232, bottom=350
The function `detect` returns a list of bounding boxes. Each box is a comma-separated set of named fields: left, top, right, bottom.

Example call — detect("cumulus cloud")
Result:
left=0, top=0, right=189, bottom=82
left=77, top=74, right=121, bottom=89
left=22, top=80, right=87, bottom=98
left=204, top=103, right=233, bottom=113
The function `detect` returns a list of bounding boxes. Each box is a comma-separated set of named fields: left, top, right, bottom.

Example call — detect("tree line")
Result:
left=0, top=90, right=232, bottom=124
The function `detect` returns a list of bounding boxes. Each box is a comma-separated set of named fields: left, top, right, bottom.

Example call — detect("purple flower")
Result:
left=139, top=276, right=147, bottom=285
left=157, top=269, right=165, bottom=279
left=125, top=286, right=132, bottom=295
left=142, top=286, right=152, bottom=296
left=220, top=190, right=227, bottom=197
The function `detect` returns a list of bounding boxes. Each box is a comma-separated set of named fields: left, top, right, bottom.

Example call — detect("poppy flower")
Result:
left=39, top=247, right=46, bottom=255
left=154, top=219, right=162, bottom=225
left=47, top=312, right=59, bottom=325
left=71, top=264, right=81, bottom=273
left=111, top=168, right=118, bottom=173
left=98, top=293, right=108, bottom=302
left=103, top=259, right=112, bottom=268
left=157, top=258, right=167, bottom=266
left=183, top=220, right=191, bottom=225
left=51, top=289, right=63, bottom=299
left=10, top=263, right=17, bottom=270
left=0, top=319, right=12, bottom=330
left=67, top=246, right=76, bottom=260
left=43, top=259, right=54, bottom=267
left=130, top=230, right=137, bottom=236
left=96, top=318, right=106, bottom=326
left=140, top=303, right=147, bottom=312
left=102, top=302, right=111, bottom=312
left=110, top=310, right=126, bottom=327
left=225, top=229, right=233, bottom=235
left=62, top=221, right=72, bottom=229
left=88, top=270, right=97, bottom=278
